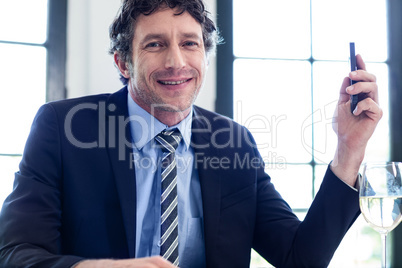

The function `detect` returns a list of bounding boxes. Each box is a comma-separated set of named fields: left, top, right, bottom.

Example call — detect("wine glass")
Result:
left=359, top=162, right=402, bottom=268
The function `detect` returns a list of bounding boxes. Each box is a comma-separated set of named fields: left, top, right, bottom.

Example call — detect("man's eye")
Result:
left=184, top=41, right=197, bottom=47
left=146, top=42, right=161, bottom=48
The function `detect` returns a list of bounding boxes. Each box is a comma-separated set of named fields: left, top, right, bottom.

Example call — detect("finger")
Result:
left=346, top=81, right=379, bottom=103
left=352, top=97, right=383, bottom=120
left=147, top=256, right=177, bottom=267
left=349, top=69, right=377, bottom=83
left=338, top=77, right=351, bottom=102
left=116, top=256, right=177, bottom=268
left=356, top=54, right=366, bottom=71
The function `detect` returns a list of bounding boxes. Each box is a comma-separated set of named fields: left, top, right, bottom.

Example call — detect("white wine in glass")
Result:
left=360, top=162, right=402, bottom=268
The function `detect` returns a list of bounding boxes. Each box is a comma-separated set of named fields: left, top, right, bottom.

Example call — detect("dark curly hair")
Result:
left=109, top=0, right=222, bottom=85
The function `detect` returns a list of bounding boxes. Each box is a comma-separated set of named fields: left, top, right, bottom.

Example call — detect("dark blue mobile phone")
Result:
left=350, top=42, right=358, bottom=113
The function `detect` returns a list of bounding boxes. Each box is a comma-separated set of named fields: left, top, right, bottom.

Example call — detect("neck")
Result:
left=128, top=89, right=191, bottom=127
left=152, top=107, right=191, bottom=127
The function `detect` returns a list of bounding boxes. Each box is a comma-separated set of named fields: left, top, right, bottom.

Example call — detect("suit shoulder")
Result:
left=47, top=93, right=112, bottom=109
left=193, top=105, right=244, bottom=130
left=40, top=87, right=127, bottom=116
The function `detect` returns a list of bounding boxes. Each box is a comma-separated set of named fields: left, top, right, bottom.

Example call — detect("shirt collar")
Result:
left=127, top=92, right=192, bottom=151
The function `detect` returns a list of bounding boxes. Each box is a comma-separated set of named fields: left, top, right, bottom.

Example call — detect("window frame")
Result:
left=388, top=0, right=402, bottom=265
left=46, top=0, right=68, bottom=101
left=0, top=0, right=67, bottom=158
left=0, top=0, right=67, bottom=102
left=216, top=0, right=234, bottom=118
left=216, top=0, right=401, bottom=265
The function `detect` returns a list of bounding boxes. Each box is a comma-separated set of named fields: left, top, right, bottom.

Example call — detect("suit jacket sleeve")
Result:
left=250, top=126, right=360, bottom=267
left=191, top=107, right=360, bottom=267
left=0, top=104, right=84, bottom=267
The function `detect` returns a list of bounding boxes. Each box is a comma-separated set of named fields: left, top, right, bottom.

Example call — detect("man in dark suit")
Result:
left=0, top=0, right=382, bottom=267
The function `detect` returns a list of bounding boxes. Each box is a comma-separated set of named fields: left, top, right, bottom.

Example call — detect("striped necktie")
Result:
left=155, top=129, right=182, bottom=266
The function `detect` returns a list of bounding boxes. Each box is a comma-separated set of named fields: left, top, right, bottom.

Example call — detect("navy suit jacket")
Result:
left=0, top=87, right=360, bottom=267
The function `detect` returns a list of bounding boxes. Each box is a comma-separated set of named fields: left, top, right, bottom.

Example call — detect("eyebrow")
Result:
left=140, top=33, right=165, bottom=46
left=139, top=32, right=203, bottom=46
left=181, top=32, right=202, bottom=40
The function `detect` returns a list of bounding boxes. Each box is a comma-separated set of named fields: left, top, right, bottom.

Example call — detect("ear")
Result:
left=114, top=52, right=130, bottom=79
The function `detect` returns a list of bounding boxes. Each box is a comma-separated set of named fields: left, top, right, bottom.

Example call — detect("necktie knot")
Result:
left=155, top=129, right=182, bottom=153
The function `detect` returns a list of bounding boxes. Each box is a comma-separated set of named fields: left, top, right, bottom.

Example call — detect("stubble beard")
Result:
left=128, top=63, right=201, bottom=114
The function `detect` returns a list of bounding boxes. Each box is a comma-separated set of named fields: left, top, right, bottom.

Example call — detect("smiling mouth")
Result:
left=158, top=78, right=191, bottom=85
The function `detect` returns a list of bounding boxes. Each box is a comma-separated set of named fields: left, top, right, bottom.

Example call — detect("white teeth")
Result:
left=160, top=79, right=187, bottom=85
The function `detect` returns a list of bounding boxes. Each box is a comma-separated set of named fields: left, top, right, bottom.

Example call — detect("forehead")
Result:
left=133, top=8, right=203, bottom=40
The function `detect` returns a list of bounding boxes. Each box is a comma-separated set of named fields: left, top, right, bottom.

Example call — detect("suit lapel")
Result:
left=104, top=97, right=222, bottom=261
left=106, top=87, right=137, bottom=258
left=192, top=107, right=221, bottom=265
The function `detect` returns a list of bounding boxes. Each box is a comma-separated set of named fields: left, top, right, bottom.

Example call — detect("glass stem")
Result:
left=381, top=233, right=387, bottom=268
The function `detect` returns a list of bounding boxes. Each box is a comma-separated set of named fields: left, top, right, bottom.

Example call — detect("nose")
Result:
left=164, top=46, right=186, bottom=70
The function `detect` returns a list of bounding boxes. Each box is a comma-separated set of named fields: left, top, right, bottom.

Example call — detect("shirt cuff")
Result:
left=337, top=173, right=361, bottom=192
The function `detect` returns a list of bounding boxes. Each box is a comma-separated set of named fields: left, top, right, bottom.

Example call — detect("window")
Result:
left=0, top=0, right=67, bottom=209
left=217, top=0, right=389, bottom=266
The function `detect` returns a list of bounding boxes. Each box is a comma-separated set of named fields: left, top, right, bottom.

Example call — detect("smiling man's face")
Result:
left=123, top=7, right=208, bottom=124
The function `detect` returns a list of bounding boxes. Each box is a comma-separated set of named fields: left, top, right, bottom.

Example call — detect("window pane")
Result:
left=267, top=165, right=313, bottom=209
left=251, top=249, right=273, bottom=268
left=0, top=156, right=21, bottom=211
left=233, top=0, right=311, bottom=59
left=315, top=166, right=382, bottom=267
left=0, top=44, right=47, bottom=154
left=312, top=61, right=389, bottom=163
left=332, top=215, right=382, bottom=267
left=312, top=0, right=387, bottom=61
left=0, top=0, right=48, bottom=44
left=361, top=63, right=389, bottom=162
left=311, top=61, right=347, bottom=163
left=234, top=59, right=312, bottom=163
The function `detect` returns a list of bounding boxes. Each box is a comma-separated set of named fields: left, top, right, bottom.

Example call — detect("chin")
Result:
left=163, top=103, right=192, bottom=113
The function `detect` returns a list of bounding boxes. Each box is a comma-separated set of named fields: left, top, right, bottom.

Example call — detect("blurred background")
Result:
left=0, top=0, right=401, bottom=267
